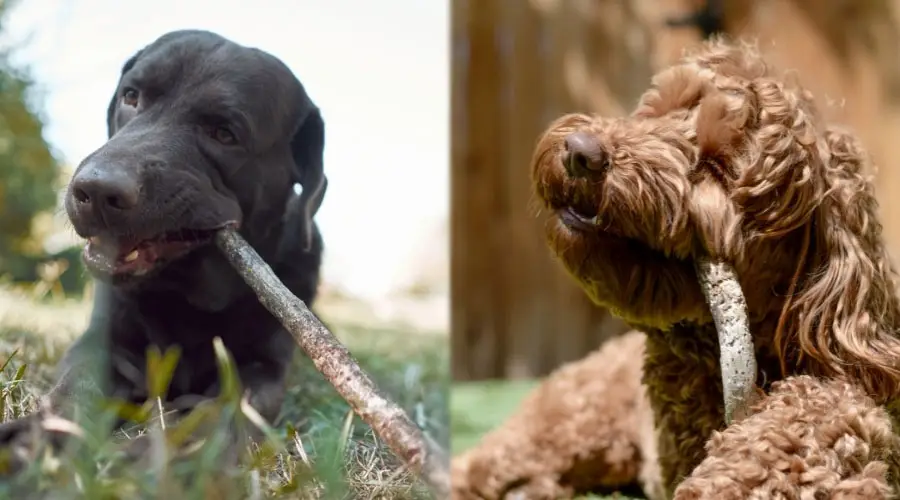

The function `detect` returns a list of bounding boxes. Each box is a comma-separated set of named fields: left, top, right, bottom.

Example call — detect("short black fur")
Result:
left=0, top=30, right=328, bottom=445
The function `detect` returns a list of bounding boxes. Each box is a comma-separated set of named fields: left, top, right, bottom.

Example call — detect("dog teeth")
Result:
left=590, top=215, right=601, bottom=225
left=123, top=250, right=139, bottom=262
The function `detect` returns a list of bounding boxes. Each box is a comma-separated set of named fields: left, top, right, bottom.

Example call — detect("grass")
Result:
left=0, top=284, right=449, bottom=499
left=451, top=380, right=645, bottom=500
left=450, top=380, right=538, bottom=456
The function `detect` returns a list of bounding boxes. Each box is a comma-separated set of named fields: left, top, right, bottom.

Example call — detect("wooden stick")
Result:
left=694, top=257, right=757, bottom=425
left=214, top=229, right=450, bottom=498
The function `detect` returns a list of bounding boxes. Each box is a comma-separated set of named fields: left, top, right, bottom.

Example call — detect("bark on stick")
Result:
left=215, top=229, right=450, bottom=498
left=694, top=257, right=757, bottom=425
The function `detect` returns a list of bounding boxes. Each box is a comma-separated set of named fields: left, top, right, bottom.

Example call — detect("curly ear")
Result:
left=105, top=49, right=144, bottom=139
left=730, top=78, right=827, bottom=239
left=289, top=106, right=327, bottom=252
left=777, top=126, right=900, bottom=403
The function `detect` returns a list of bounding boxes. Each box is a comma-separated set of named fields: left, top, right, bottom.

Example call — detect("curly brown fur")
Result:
left=534, top=37, right=900, bottom=400
left=453, top=37, right=900, bottom=499
left=451, top=331, right=661, bottom=500
left=675, top=375, right=898, bottom=500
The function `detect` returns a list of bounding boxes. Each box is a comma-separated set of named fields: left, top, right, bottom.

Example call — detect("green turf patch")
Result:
left=450, top=379, right=538, bottom=455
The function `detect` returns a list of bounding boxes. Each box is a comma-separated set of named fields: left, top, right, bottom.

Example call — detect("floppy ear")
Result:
left=729, top=77, right=827, bottom=239
left=105, top=49, right=143, bottom=139
left=289, top=106, right=328, bottom=252
left=775, top=127, right=900, bottom=404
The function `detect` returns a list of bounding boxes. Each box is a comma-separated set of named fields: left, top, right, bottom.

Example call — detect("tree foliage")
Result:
left=0, top=1, right=70, bottom=288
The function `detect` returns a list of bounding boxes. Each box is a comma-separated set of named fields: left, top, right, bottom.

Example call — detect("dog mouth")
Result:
left=82, top=223, right=238, bottom=278
left=557, top=206, right=604, bottom=232
left=554, top=205, right=683, bottom=264
left=551, top=203, right=708, bottom=330
left=556, top=203, right=610, bottom=234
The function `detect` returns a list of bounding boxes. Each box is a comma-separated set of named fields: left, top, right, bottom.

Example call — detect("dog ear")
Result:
left=105, top=49, right=144, bottom=139
left=774, top=126, right=900, bottom=403
left=728, top=78, right=827, bottom=239
left=289, top=106, right=327, bottom=252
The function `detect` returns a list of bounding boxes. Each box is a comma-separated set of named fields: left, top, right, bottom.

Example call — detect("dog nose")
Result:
left=70, top=163, right=141, bottom=213
left=564, top=132, right=608, bottom=176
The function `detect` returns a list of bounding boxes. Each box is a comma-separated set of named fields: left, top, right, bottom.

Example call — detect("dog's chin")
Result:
left=551, top=207, right=707, bottom=328
left=82, top=222, right=238, bottom=286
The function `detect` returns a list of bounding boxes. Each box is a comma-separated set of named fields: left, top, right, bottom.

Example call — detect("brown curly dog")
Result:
left=452, top=38, right=900, bottom=499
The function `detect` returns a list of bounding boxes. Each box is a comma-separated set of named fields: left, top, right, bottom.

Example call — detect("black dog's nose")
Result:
left=564, top=132, right=608, bottom=176
left=70, top=164, right=141, bottom=212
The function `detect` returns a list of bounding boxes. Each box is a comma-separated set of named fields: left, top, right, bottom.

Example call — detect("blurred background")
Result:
left=450, top=0, right=900, bottom=457
left=0, top=1, right=449, bottom=497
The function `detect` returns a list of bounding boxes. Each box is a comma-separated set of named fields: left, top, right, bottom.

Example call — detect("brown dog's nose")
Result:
left=564, top=132, right=608, bottom=176
left=70, top=164, right=141, bottom=213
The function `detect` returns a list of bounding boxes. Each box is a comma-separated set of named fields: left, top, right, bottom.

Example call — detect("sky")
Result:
left=3, top=0, right=449, bottom=301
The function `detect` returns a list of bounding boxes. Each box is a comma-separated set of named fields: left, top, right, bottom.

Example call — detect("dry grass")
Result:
left=0, top=284, right=449, bottom=499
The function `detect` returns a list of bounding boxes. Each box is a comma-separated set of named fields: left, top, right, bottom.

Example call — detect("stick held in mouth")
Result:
left=694, top=257, right=757, bottom=425
left=214, top=228, right=450, bottom=498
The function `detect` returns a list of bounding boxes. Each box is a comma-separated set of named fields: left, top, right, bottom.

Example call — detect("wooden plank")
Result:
left=498, top=1, right=548, bottom=377
left=450, top=0, right=508, bottom=380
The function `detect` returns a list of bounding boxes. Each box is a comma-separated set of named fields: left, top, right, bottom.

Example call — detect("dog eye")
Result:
left=122, top=88, right=139, bottom=107
left=213, top=127, right=237, bottom=145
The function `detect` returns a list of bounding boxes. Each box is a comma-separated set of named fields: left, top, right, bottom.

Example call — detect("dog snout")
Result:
left=69, top=161, right=142, bottom=218
left=563, top=132, right=608, bottom=177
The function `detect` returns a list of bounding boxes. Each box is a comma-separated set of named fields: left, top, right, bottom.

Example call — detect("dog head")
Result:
left=532, top=38, right=900, bottom=401
left=65, top=30, right=327, bottom=294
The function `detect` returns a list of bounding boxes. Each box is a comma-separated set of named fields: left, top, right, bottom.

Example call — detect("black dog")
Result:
left=2, top=30, right=326, bottom=442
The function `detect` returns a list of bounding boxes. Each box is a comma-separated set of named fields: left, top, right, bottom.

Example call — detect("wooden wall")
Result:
left=451, top=0, right=900, bottom=381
